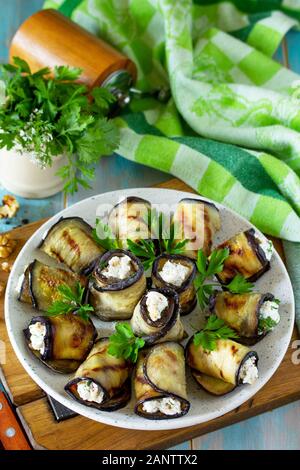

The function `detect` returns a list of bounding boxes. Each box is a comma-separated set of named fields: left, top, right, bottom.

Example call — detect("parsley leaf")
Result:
left=226, top=274, right=254, bottom=294
left=258, top=317, right=278, bottom=332
left=127, top=238, right=156, bottom=271
left=92, top=218, right=121, bottom=251
left=194, top=248, right=230, bottom=309
left=108, top=323, right=145, bottom=363
left=46, top=282, right=93, bottom=321
left=193, top=315, right=239, bottom=351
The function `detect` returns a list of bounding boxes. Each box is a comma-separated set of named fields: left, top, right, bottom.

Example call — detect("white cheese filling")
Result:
left=239, top=356, right=258, bottom=385
left=29, top=322, right=46, bottom=355
left=77, top=380, right=104, bottom=404
left=255, top=232, right=274, bottom=262
left=142, top=397, right=182, bottom=416
left=259, top=300, right=280, bottom=332
left=146, top=291, right=169, bottom=321
left=159, top=260, right=190, bottom=287
left=102, top=255, right=133, bottom=280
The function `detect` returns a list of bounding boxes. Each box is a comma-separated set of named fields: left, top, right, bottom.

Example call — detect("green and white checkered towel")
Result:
left=45, top=0, right=300, bottom=330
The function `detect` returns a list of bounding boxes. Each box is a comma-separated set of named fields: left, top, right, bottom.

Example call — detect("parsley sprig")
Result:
left=46, top=282, right=94, bottom=321
left=258, top=317, right=278, bottom=332
left=92, top=218, right=122, bottom=251
left=193, top=315, right=239, bottom=351
left=226, top=274, right=254, bottom=294
left=127, top=238, right=156, bottom=271
left=0, top=58, right=119, bottom=194
left=108, top=323, right=145, bottom=363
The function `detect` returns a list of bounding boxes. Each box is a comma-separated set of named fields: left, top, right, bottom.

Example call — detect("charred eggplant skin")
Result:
left=209, top=291, right=275, bottom=345
left=18, top=260, right=88, bottom=311
left=152, top=254, right=196, bottom=316
left=24, top=314, right=97, bottom=374
left=39, top=216, right=103, bottom=275
left=65, top=338, right=132, bottom=411
left=216, top=229, right=270, bottom=285
left=92, top=249, right=144, bottom=292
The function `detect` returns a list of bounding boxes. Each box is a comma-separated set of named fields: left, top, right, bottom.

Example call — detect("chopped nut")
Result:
left=0, top=195, right=20, bottom=219
left=0, top=261, right=11, bottom=272
left=0, top=233, right=17, bottom=258
left=0, top=281, right=5, bottom=297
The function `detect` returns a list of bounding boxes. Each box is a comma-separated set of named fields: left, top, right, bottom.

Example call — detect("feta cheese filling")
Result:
left=142, top=397, right=182, bottom=416
left=159, top=260, right=190, bottom=287
left=255, top=232, right=274, bottom=262
left=77, top=380, right=104, bottom=404
left=29, top=322, right=46, bottom=355
left=239, top=356, right=258, bottom=385
left=258, top=300, right=280, bottom=333
left=146, top=291, right=169, bottom=321
left=102, top=255, right=133, bottom=280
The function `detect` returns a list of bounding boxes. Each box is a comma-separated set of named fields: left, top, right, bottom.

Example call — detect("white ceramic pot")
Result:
left=0, top=148, right=68, bottom=199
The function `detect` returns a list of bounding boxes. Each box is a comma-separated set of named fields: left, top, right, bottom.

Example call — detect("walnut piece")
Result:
left=0, top=261, right=11, bottom=273
left=0, top=195, right=20, bottom=219
left=0, top=234, right=17, bottom=258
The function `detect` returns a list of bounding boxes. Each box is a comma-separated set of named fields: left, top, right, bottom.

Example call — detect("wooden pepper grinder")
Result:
left=9, top=9, right=137, bottom=106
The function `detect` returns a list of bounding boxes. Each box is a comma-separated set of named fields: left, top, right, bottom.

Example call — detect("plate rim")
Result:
left=4, top=187, right=295, bottom=431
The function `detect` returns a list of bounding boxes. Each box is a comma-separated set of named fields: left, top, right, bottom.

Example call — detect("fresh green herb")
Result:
left=194, top=248, right=230, bottom=309
left=273, top=298, right=281, bottom=305
left=92, top=218, right=121, bottom=251
left=193, top=315, right=239, bottom=351
left=46, top=282, right=93, bottom=321
left=127, top=238, right=156, bottom=271
left=258, top=317, right=278, bottom=332
left=0, top=58, right=119, bottom=194
left=108, top=323, right=145, bottom=363
left=226, top=274, right=254, bottom=294
left=149, top=209, right=190, bottom=255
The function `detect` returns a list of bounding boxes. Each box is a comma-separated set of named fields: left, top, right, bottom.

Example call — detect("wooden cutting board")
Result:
left=1, top=178, right=300, bottom=450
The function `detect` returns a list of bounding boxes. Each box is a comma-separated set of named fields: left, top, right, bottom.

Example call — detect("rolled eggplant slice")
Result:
left=131, top=288, right=185, bottom=345
left=134, top=342, right=190, bottom=419
left=172, top=198, right=221, bottom=258
left=216, top=229, right=273, bottom=285
left=108, top=196, right=151, bottom=249
left=18, top=260, right=88, bottom=311
left=191, top=371, right=236, bottom=396
left=24, top=314, right=97, bottom=374
left=209, top=291, right=278, bottom=345
left=186, top=336, right=259, bottom=386
left=89, top=249, right=146, bottom=321
left=65, top=338, right=132, bottom=411
left=39, top=217, right=104, bottom=275
left=152, top=254, right=196, bottom=316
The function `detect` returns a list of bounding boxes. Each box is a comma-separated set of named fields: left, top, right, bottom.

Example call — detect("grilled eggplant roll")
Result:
left=186, top=335, right=259, bottom=387
left=18, top=260, right=87, bottom=311
left=39, top=217, right=104, bottom=275
left=191, top=371, right=236, bottom=396
left=152, top=254, right=196, bottom=315
left=134, top=342, right=190, bottom=419
left=65, top=338, right=132, bottom=411
left=24, top=314, right=97, bottom=373
left=172, top=198, right=221, bottom=258
left=89, top=249, right=146, bottom=321
left=131, top=288, right=185, bottom=345
left=216, top=229, right=273, bottom=285
left=209, top=291, right=280, bottom=345
left=108, top=197, right=151, bottom=249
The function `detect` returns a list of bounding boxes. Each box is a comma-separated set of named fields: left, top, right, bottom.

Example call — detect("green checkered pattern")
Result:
left=45, top=0, right=300, bottom=325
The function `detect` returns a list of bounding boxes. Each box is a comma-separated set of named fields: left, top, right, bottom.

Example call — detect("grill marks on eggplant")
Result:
left=172, top=198, right=221, bottom=258
left=40, top=217, right=104, bottom=274
left=134, top=342, right=190, bottom=419
left=65, top=338, right=132, bottom=411
left=152, top=254, right=197, bottom=316
left=89, top=249, right=147, bottom=321
left=24, top=314, right=97, bottom=374
left=216, top=229, right=270, bottom=284
left=19, top=260, right=87, bottom=311
left=209, top=291, right=275, bottom=344
left=131, top=288, right=185, bottom=345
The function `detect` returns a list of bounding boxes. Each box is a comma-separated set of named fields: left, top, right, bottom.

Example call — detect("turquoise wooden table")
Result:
left=1, top=0, right=300, bottom=451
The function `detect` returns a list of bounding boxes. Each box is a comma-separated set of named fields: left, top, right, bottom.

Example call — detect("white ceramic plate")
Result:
left=5, top=188, right=295, bottom=430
